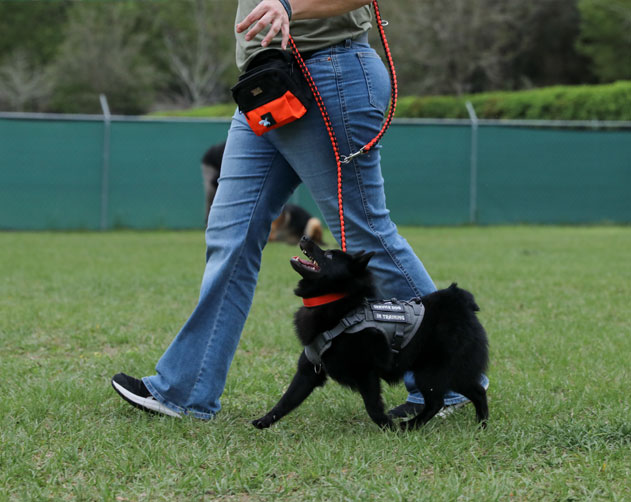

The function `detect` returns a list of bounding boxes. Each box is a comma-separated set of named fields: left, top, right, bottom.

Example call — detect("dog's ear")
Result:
left=352, top=250, right=375, bottom=271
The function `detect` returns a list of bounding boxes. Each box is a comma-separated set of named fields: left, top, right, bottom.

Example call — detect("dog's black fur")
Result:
left=252, top=237, right=489, bottom=430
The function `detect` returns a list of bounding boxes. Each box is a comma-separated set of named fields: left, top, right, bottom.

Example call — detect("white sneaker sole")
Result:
left=112, top=379, right=182, bottom=418
left=438, top=380, right=490, bottom=418
left=438, top=401, right=467, bottom=418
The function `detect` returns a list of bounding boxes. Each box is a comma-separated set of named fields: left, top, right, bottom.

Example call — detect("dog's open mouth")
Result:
left=291, top=249, right=320, bottom=272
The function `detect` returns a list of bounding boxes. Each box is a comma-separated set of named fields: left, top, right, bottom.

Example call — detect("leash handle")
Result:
left=288, top=0, right=397, bottom=252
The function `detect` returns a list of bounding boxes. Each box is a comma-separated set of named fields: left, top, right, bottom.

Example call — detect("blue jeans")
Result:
left=143, top=38, right=473, bottom=419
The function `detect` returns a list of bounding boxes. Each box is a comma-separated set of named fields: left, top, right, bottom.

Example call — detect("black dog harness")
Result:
left=304, top=299, right=425, bottom=367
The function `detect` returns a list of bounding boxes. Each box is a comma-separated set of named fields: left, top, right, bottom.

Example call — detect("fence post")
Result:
left=465, top=101, right=478, bottom=224
left=99, top=94, right=111, bottom=230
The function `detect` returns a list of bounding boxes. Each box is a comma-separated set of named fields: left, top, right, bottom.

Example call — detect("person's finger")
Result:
left=236, top=3, right=264, bottom=33
left=237, top=0, right=290, bottom=47
left=280, top=18, right=290, bottom=50
left=262, top=17, right=283, bottom=47
left=245, top=12, right=275, bottom=42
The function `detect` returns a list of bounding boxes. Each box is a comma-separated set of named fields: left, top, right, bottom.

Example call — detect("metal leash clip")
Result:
left=341, top=146, right=366, bottom=164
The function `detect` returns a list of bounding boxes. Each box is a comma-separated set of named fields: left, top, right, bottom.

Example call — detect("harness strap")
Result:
left=303, top=299, right=424, bottom=367
left=391, top=323, right=406, bottom=354
left=304, top=320, right=348, bottom=365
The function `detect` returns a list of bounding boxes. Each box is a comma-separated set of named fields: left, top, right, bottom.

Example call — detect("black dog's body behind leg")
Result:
left=252, top=352, right=327, bottom=429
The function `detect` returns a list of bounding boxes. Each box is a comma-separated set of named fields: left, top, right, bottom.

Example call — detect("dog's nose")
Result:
left=300, top=235, right=310, bottom=244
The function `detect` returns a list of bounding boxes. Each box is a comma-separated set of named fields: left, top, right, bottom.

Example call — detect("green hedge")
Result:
left=151, top=102, right=237, bottom=118
left=153, top=81, right=631, bottom=121
left=396, top=81, right=631, bottom=121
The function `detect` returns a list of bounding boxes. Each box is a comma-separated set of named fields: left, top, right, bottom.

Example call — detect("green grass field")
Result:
left=1, top=227, right=630, bottom=501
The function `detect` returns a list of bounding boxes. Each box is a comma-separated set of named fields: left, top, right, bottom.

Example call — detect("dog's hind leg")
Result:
left=400, top=381, right=446, bottom=430
left=455, top=382, right=488, bottom=427
left=356, top=374, right=394, bottom=430
left=252, top=352, right=327, bottom=429
left=401, top=398, right=445, bottom=430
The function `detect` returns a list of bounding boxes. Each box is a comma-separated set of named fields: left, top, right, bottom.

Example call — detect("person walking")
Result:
left=111, top=0, right=487, bottom=420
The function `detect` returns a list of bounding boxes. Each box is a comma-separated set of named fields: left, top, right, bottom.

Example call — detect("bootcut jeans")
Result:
left=143, top=37, right=475, bottom=419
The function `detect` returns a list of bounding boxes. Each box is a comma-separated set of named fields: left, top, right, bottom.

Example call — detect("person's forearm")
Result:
left=290, top=0, right=372, bottom=20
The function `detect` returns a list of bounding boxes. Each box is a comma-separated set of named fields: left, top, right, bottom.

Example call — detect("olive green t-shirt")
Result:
left=235, top=1, right=372, bottom=71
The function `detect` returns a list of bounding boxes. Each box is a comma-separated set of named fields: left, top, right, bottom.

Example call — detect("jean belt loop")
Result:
left=353, top=32, right=369, bottom=45
left=345, top=38, right=352, bottom=49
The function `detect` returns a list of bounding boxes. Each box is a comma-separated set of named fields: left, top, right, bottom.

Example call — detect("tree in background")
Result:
left=383, top=0, right=591, bottom=96
left=0, top=2, right=69, bottom=67
left=384, top=0, right=532, bottom=95
left=0, top=50, right=54, bottom=111
left=150, top=0, right=236, bottom=108
left=50, top=3, right=157, bottom=114
left=0, top=0, right=236, bottom=113
left=0, top=0, right=626, bottom=113
left=0, top=2, right=69, bottom=112
left=577, top=0, right=631, bottom=81
left=510, top=0, right=592, bottom=87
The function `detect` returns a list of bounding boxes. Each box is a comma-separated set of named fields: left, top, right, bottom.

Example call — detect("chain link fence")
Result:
left=1, top=106, right=630, bottom=230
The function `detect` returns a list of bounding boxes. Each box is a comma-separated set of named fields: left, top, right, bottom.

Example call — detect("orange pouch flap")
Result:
left=245, top=91, right=307, bottom=136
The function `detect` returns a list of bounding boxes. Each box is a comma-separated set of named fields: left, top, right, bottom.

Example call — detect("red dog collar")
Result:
left=302, top=292, right=347, bottom=308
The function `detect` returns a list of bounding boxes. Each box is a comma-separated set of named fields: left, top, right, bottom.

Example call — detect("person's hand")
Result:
left=236, top=0, right=290, bottom=50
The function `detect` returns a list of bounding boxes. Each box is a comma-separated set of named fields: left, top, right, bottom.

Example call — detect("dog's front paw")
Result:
left=380, top=418, right=396, bottom=431
left=399, top=418, right=422, bottom=431
left=251, top=415, right=274, bottom=429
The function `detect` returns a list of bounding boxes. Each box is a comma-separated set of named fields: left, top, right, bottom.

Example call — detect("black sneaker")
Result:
left=387, top=401, right=425, bottom=418
left=111, top=373, right=181, bottom=418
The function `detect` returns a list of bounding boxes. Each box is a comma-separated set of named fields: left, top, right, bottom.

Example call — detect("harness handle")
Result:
left=288, top=0, right=397, bottom=252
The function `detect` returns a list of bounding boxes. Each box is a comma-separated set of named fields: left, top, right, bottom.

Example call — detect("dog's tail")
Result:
left=305, top=217, right=325, bottom=246
left=449, top=282, right=480, bottom=311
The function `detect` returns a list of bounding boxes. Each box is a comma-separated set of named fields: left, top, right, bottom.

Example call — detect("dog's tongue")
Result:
left=292, top=256, right=320, bottom=271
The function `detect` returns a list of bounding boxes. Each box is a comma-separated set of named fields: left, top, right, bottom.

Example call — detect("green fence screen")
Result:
left=1, top=115, right=629, bottom=230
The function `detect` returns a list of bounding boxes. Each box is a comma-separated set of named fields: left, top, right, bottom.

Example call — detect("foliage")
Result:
left=49, top=3, right=158, bottom=114
left=151, top=102, right=238, bottom=118
left=0, top=50, right=54, bottom=112
left=0, top=0, right=628, bottom=114
left=0, top=1, right=70, bottom=66
left=576, top=0, right=631, bottom=81
left=0, top=1, right=69, bottom=112
left=396, top=80, right=631, bottom=120
left=509, top=0, right=593, bottom=87
left=155, top=81, right=631, bottom=121
left=147, top=0, right=237, bottom=108
left=383, top=0, right=591, bottom=96
left=1, top=227, right=630, bottom=500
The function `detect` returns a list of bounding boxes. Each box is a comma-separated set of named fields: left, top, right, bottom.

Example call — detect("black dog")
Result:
left=252, top=237, right=489, bottom=430
left=269, top=204, right=325, bottom=246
